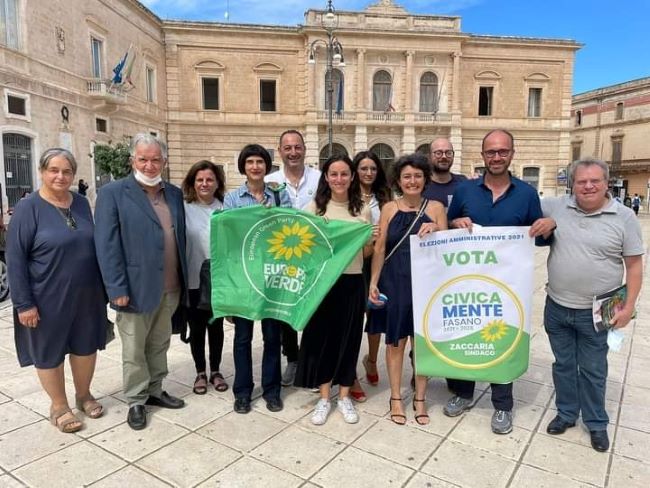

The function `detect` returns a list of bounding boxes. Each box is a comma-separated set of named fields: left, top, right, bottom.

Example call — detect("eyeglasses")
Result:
left=483, top=149, right=512, bottom=158
left=431, top=150, right=454, bottom=158
left=574, top=179, right=605, bottom=187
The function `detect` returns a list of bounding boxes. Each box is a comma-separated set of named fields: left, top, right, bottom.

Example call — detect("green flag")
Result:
left=210, top=206, right=371, bottom=331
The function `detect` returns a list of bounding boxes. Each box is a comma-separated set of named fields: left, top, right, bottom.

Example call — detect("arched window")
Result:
left=369, top=143, right=395, bottom=171
left=373, top=70, right=392, bottom=111
left=416, top=143, right=430, bottom=157
left=419, top=72, right=439, bottom=113
left=319, top=143, right=349, bottom=168
left=324, top=69, right=344, bottom=111
left=522, top=167, right=540, bottom=190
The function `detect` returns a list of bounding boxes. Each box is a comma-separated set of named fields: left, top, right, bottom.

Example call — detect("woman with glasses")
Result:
left=368, top=153, right=447, bottom=425
left=295, top=155, right=376, bottom=426
left=223, top=144, right=292, bottom=414
left=6, top=148, right=107, bottom=433
left=349, top=151, right=391, bottom=401
left=182, top=160, right=228, bottom=395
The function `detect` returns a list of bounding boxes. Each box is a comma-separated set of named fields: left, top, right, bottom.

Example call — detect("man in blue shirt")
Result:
left=444, top=129, right=555, bottom=434
left=422, top=137, right=467, bottom=208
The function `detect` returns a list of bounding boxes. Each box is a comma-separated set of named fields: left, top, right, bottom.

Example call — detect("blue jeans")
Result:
left=543, top=297, right=609, bottom=431
left=232, top=317, right=282, bottom=401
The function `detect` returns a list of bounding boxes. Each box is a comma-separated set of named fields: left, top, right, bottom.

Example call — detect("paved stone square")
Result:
left=0, top=218, right=649, bottom=487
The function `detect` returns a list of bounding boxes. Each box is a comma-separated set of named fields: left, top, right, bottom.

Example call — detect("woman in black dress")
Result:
left=7, top=148, right=108, bottom=433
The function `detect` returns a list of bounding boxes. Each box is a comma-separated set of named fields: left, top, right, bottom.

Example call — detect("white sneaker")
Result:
left=337, top=396, right=359, bottom=424
left=311, top=399, right=331, bottom=425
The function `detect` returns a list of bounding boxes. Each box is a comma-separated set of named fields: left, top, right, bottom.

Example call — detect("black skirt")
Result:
left=294, top=274, right=365, bottom=388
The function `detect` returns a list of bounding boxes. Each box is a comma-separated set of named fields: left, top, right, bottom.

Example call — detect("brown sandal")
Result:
left=210, top=372, right=229, bottom=392
left=193, top=373, right=208, bottom=395
left=50, top=407, right=83, bottom=433
left=75, top=395, right=104, bottom=419
left=413, top=398, right=430, bottom=426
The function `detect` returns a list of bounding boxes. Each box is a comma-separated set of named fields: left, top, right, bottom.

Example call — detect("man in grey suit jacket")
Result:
left=95, top=133, right=188, bottom=430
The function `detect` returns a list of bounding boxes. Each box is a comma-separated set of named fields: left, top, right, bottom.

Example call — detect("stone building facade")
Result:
left=571, top=76, right=650, bottom=203
left=1, top=0, right=580, bottom=215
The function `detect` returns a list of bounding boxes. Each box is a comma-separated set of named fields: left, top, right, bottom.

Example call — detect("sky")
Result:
left=141, top=0, right=649, bottom=94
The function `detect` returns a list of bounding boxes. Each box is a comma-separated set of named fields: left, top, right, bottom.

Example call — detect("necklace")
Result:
left=362, top=192, right=373, bottom=198
left=56, top=206, right=77, bottom=230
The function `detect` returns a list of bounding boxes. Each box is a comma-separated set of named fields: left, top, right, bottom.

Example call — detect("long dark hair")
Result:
left=314, top=155, right=363, bottom=216
left=182, top=160, right=226, bottom=203
left=352, top=150, right=391, bottom=208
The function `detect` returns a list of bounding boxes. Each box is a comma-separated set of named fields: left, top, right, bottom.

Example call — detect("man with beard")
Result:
left=422, top=137, right=466, bottom=208
left=444, top=129, right=555, bottom=434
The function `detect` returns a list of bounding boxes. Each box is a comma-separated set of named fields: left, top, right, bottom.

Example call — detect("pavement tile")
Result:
left=12, top=440, right=125, bottom=488
left=0, top=474, right=26, bottom=487
left=89, top=364, right=126, bottom=396
left=0, top=401, right=42, bottom=435
left=298, top=401, right=377, bottom=444
left=152, top=392, right=232, bottom=430
left=352, top=418, right=442, bottom=469
left=522, top=434, right=608, bottom=486
left=520, top=363, right=554, bottom=386
left=136, top=432, right=240, bottom=487
left=404, top=472, right=461, bottom=487
left=537, top=409, right=615, bottom=448
left=89, top=466, right=170, bottom=487
left=0, top=419, right=82, bottom=470
left=621, top=384, right=650, bottom=406
left=197, top=456, right=303, bottom=487
left=198, top=410, right=288, bottom=452
left=0, top=370, right=45, bottom=399
left=75, top=395, right=130, bottom=439
left=449, top=413, right=531, bottom=461
left=253, top=388, right=318, bottom=423
left=510, top=380, right=555, bottom=407
left=618, top=403, right=650, bottom=433
left=250, top=425, right=344, bottom=478
left=311, top=446, right=414, bottom=488
left=89, top=415, right=188, bottom=462
left=421, top=439, right=516, bottom=488
left=613, top=425, right=650, bottom=463
left=0, top=391, right=10, bottom=405
left=470, top=397, right=546, bottom=431
left=608, top=454, right=650, bottom=488
left=510, top=464, right=593, bottom=487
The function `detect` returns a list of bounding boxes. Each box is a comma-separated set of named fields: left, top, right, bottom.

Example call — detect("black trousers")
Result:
left=187, top=289, right=224, bottom=373
left=281, top=322, right=299, bottom=363
left=449, top=378, right=514, bottom=411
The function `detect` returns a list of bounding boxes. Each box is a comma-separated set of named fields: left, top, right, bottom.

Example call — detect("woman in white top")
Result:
left=181, top=160, right=228, bottom=395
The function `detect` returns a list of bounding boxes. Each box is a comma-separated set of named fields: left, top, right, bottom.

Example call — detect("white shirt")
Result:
left=184, top=199, right=223, bottom=289
left=265, top=165, right=320, bottom=209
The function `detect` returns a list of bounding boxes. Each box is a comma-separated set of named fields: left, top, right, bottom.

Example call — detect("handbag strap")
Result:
left=384, top=198, right=428, bottom=263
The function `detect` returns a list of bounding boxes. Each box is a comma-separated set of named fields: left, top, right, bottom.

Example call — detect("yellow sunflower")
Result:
left=267, top=222, right=316, bottom=260
left=480, top=319, right=508, bottom=342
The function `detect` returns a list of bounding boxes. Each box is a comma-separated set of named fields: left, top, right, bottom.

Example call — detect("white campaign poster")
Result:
left=411, top=226, right=535, bottom=383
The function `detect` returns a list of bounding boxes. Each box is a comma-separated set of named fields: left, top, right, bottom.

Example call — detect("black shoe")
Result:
left=546, top=416, right=576, bottom=435
left=590, top=430, right=609, bottom=452
left=145, top=391, right=185, bottom=409
left=234, top=397, right=251, bottom=414
left=127, top=405, right=147, bottom=430
left=265, top=397, right=284, bottom=412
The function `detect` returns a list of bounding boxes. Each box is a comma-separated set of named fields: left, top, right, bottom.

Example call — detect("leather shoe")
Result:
left=145, top=391, right=185, bottom=409
left=234, top=397, right=251, bottom=414
left=127, top=405, right=147, bottom=430
left=590, top=430, right=609, bottom=452
left=265, top=397, right=284, bottom=412
left=546, top=415, right=576, bottom=435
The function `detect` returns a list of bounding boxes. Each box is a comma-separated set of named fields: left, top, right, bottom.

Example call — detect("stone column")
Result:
left=356, top=48, right=366, bottom=111
left=307, top=46, right=317, bottom=110
left=305, top=124, right=320, bottom=167
left=354, top=125, right=368, bottom=153
left=402, top=126, right=415, bottom=154
left=404, top=50, right=414, bottom=112
left=451, top=51, right=461, bottom=112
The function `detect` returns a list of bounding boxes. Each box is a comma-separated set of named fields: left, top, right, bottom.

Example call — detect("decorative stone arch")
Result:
left=253, top=62, right=283, bottom=74
left=474, top=70, right=502, bottom=81
left=318, top=142, right=350, bottom=168
left=524, top=72, right=551, bottom=82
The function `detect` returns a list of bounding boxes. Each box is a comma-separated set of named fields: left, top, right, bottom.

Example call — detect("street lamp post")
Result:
left=308, top=0, right=344, bottom=160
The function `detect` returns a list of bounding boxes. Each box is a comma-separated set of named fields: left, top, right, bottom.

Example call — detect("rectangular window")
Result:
left=478, top=86, right=493, bottom=116
left=615, top=102, right=624, bottom=120
left=260, top=79, right=277, bottom=112
left=611, top=139, right=623, bottom=164
left=202, top=78, right=219, bottom=110
left=0, top=0, right=19, bottom=49
left=571, top=143, right=581, bottom=163
left=527, top=88, right=542, bottom=117
left=7, top=94, right=26, bottom=116
left=522, top=167, right=540, bottom=190
left=90, top=37, right=103, bottom=78
left=145, top=66, right=156, bottom=103
left=575, top=110, right=582, bottom=126
left=95, top=117, right=107, bottom=133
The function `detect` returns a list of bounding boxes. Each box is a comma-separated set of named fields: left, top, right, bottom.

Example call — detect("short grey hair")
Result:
left=39, top=148, right=78, bottom=174
left=129, top=133, right=168, bottom=161
left=568, top=157, right=610, bottom=187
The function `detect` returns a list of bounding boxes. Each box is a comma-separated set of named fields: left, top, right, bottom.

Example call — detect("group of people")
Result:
left=5, top=128, right=642, bottom=453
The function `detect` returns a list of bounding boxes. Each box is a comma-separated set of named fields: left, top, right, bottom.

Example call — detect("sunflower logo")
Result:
left=267, top=222, right=316, bottom=260
left=480, top=319, right=509, bottom=342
